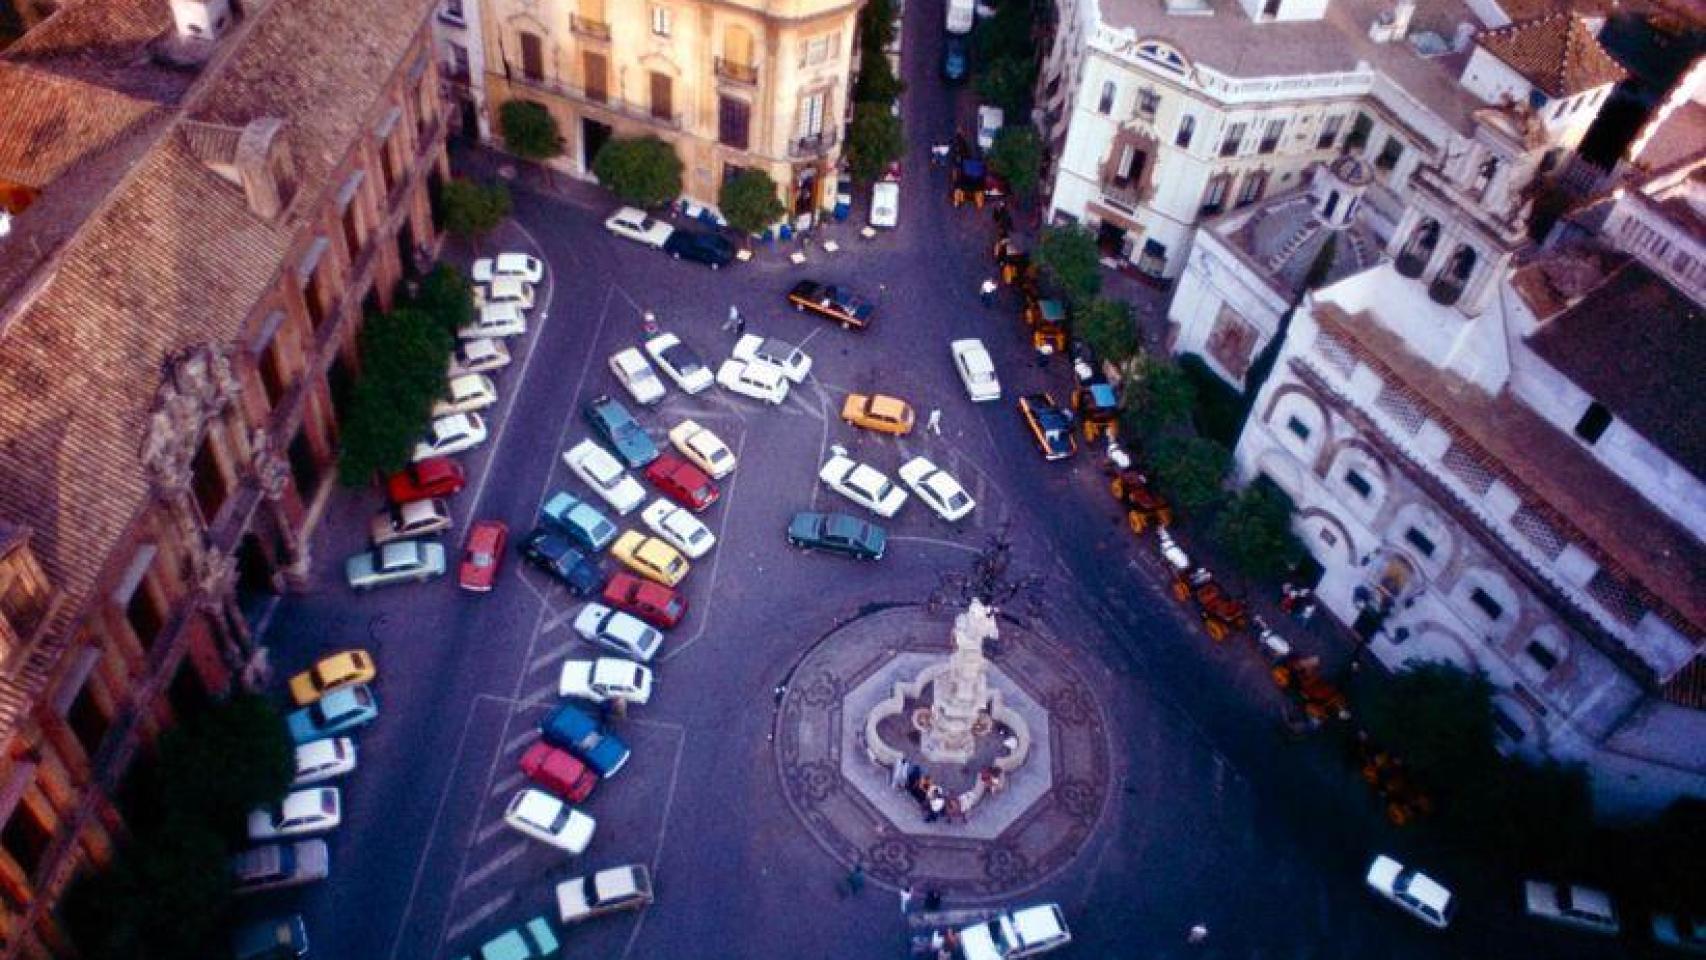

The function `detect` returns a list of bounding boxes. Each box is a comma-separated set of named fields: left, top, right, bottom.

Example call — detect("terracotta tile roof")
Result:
left=1477, top=13, right=1629, bottom=97
left=0, top=68, right=164, bottom=188
left=1627, top=97, right=1706, bottom=174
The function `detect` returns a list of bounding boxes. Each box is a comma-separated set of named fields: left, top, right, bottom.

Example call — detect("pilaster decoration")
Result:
left=249, top=430, right=290, bottom=502
left=138, top=344, right=242, bottom=496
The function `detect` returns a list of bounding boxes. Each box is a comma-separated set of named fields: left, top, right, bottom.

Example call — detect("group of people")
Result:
left=895, top=761, right=965, bottom=824
left=1278, top=582, right=1319, bottom=623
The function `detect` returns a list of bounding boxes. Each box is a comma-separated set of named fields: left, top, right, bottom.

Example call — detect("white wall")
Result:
left=1459, top=47, right=1533, bottom=106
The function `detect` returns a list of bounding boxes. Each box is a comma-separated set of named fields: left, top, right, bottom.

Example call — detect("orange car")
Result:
left=841, top=393, right=915, bottom=436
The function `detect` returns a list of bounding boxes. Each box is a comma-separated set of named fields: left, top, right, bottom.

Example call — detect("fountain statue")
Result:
left=920, top=599, right=999, bottom=761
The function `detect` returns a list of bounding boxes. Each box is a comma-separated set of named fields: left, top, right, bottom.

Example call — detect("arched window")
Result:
left=1472, top=156, right=1499, bottom=199
left=1428, top=244, right=1477, bottom=305
left=1098, top=80, right=1116, bottom=115
left=1396, top=219, right=1438, bottom=278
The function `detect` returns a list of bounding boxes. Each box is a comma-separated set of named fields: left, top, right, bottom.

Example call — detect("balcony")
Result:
left=790, top=130, right=837, bottom=158
left=715, top=58, right=758, bottom=85
left=570, top=15, right=610, bottom=39
left=511, top=74, right=681, bottom=128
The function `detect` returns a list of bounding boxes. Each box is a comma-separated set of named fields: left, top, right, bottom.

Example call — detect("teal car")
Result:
left=232, top=914, right=307, bottom=960
left=286, top=684, right=378, bottom=744
left=458, top=916, right=559, bottom=960
left=345, top=539, right=446, bottom=591
left=786, top=511, right=886, bottom=560
left=539, top=490, right=618, bottom=552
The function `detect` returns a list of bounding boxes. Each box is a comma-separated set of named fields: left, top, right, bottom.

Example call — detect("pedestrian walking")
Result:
left=845, top=862, right=866, bottom=896
left=980, top=278, right=998, bottom=307
left=890, top=758, right=909, bottom=791
left=1187, top=923, right=1209, bottom=945
left=734, top=313, right=746, bottom=335
left=723, top=304, right=741, bottom=332
left=899, top=884, right=915, bottom=914
left=926, top=409, right=942, bottom=436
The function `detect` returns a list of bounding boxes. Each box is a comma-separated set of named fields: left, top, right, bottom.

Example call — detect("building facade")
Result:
left=478, top=0, right=863, bottom=217
left=0, top=0, right=450, bottom=953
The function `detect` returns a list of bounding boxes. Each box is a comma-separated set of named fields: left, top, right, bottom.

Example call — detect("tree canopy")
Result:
left=339, top=301, right=458, bottom=485
left=719, top=169, right=786, bottom=238
left=846, top=102, right=904, bottom=184
left=499, top=99, right=564, bottom=163
left=440, top=178, right=512, bottom=248
left=1076, top=298, right=1138, bottom=363
left=1150, top=435, right=1231, bottom=511
left=988, top=126, right=1043, bottom=203
left=1118, top=352, right=1196, bottom=442
left=592, top=136, right=683, bottom=207
left=1212, top=477, right=1305, bottom=580
left=1038, top=225, right=1102, bottom=305
left=977, top=55, right=1036, bottom=116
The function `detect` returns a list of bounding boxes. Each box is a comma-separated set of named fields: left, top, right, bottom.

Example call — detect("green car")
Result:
left=786, top=511, right=886, bottom=560
left=345, top=540, right=447, bottom=591
left=458, top=916, right=559, bottom=960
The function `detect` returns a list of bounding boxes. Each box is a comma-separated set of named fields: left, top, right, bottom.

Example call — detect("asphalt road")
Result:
left=249, top=1, right=1633, bottom=957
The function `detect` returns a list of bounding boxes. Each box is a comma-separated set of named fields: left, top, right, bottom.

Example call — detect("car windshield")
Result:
left=663, top=345, right=703, bottom=374
left=638, top=216, right=657, bottom=231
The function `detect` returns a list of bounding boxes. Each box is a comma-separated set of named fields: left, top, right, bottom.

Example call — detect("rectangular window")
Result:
left=1344, top=112, right=1372, bottom=152
left=519, top=31, right=544, bottom=82
left=1235, top=171, right=1267, bottom=207
left=1199, top=175, right=1230, bottom=215
left=1219, top=122, right=1246, bottom=157
left=1112, top=145, right=1145, bottom=188
left=441, top=0, right=465, bottom=22
left=650, top=72, right=673, bottom=120
left=1374, top=136, right=1403, bottom=171
left=1574, top=402, right=1611, bottom=444
left=260, top=334, right=291, bottom=408
left=1525, top=641, right=1558, bottom=672
left=1469, top=587, right=1503, bottom=621
left=1097, top=81, right=1116, bottom=115
left=448, top=43, right=471, bottom=80
left=718, top=96, right=751, bottom=150
left=796, top=91, right=826, bottom=139
left=0, top=798, right=51, bottom=878
left=1317, top=114, right=1343, bottom=150
left=1175, top=114, right=1195, bottom=149
left=583, top=51, right=608, bottom=103
left=1137, top=88, right=1160, bottom=119
left=1404, top=527, right=1436, bottom=557
left=1286, top=416, right=1311, bottom=441
left=1491, top=705, right=1526, bottom=742
left=1343, top=469, right=1370, bottom=497
left=1258, top=118, right=1284, bottom=154
left=68, top=684, right=110, bottom=758
left=191, top=439, right=227, bottom=523
left=125, top=581, right=164, bottom=651
left=803, top=33, right=834, bottom=66
left=651, top=5, right=670, bottom=36
left=1137, top=239, right=1167, bottom=276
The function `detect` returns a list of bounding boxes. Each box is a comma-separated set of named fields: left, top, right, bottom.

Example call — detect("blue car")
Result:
left=539, top=490, right=618, bottom=552
left=942, top=35, right=969, bottom=82
left=286, top=684, right=378, bottom=745
left=584, top=395, right=659, bottom=468
left=522, top=528, right=608, bottom=596
left=786, top=511, right=886, bottom=560
left=540, top=704, right=632, bottom=777
left=663, top=228, right=736, bottom=269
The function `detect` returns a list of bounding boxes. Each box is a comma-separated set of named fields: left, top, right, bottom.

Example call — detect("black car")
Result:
left=521, top=528, right=608, bottom=595
left=942, top=35, right=970, bottom=83
left=663, top=228, right=737, bottom=269
left=787, top=511, right=887, bottom=560
left=787, top=280, right=875, bottom=330
left=1018, top=393, right=1077, bottom=461
left=583, top=395, right=659, bottom=468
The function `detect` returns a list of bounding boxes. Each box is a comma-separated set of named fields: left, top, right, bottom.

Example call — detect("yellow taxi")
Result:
left=288, top=649, right=378, bottom=707
left=840, top=393, right=915, bottom=436
left=611, top=531, right=690, bottom=587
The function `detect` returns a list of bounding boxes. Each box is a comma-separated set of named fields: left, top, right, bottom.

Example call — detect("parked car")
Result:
left=458, top=302, right=527, bottom=340
left=521, top=528, right=607, bottom=596
left=574, top=601, right=666, bottom=660
left=472, top=274, right=535, bottom=311
left=952, top=338, right=1001, bottom=401
left=716, top=357, right=789, bottom=404
left=285, top=684, right=378, bottom=744
left=819, top=447, right=908, bottom=518
left=1018, top=393, right=1076, bottom=461
left=539, top=703, right=632, bottom=777
left=601, top=574, right=687, bottom=630
left=456, top=917, right=558, bottom=960
left=231, top=915, right=308, bottom=960
left=387, top=457, right=465, bottom=505
left=433, top=373, right=498, bottom=417
left=1652, top=912, right=1706, bottom=954
left=291, top=737, right=357, bottom=787
left=959, top=903, right=1070, bottom=960
left=539, top=489, right=619, bottom=552
left=556, top=864, right=654, bottom=925
left=411, top=412, right=488, bottom=462
left=787, top=511, right=886, bottom=560
left=504, top=787, right=596, bottom=854
left=449, top=337, right=512, bottom=378
left=667, top=419, right=737, bottom=478
left=370, top=497, right=452, bottom=546
left=562, top=438, right=646, bottom=515
left=345, top=540, right=447, bottom=591
left=942, top=34, right=970, bottom=81
left=788, top=280, right=874, bottom=329
left=604, top=205, right=675, bottom=248
left=519, top=741, right=599, bottom=803
left=608, top=347, right=666, bottom=405
left=976, top=104, right=1005, bottom=152
left=1366, top=855, right=1454, bottom=929
left=643, top=332, right=714, bottom=394
left=731, top=334, right=812, bottom=383
left=471, top=252, right=544, bottom=285
left=611, top=530, right=690, bottom=587
left=870, top=179, right=899, bottom=228
left=288, top=649, right=377, bottom=707
left=232, top=839, right=329, bottom=895
left=841, top=393, right=915, bottom=435
left=898, top=457, right=975, bottom=522
left=246, top=788, right=341, bottom=841
left=640, top=497, right=715, bottom=558
left=558, top=657, right=655, bottom=705
left=584, top=395, right=659, bottom=468
left=1525, top=880, right=1620, bottom=936
left=458, top=520, right=508, bottom=592
left=643, top=452, right=719, bottom=512
left=663, top=227, right=736, bottom=268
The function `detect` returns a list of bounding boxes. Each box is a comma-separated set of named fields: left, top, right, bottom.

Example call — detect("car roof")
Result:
left=513, top=788, right=564, bottom=825
left=1011, top=904, right=1066, bottom=942
left=870, top=395, right=907, bottom=417
left=595, top=865, right=645, bottom=896
left=1405, top=871, right=1453, bottom=911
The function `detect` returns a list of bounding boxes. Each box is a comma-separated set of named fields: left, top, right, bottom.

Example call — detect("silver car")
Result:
left=345, top=540, right=447, bottom=591
left=573, top=603, right=664, bottom=662
left=232, top=839, right=329, bottom=895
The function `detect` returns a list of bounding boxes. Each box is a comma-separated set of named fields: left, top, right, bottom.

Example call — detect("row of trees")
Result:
left=974, top=0, right=1040, bottom=117
left=845, top=0, right=905, bottom=183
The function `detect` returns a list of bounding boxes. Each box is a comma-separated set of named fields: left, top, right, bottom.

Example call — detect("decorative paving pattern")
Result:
left=774, top=605, right=1112, bottom=900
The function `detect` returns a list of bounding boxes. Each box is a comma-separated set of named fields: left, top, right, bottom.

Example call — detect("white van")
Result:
left=976, top=105, right=1005, bottom=152
left=870, top=180, right=900, bottom=228
left=474, top=274, right=535, bottom=310
left=946, top=0, right=974, bottom=33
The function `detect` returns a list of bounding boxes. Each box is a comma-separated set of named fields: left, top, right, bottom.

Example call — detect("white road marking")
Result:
left=888, top=535, right=983, bottom=555
left=528, top=648, right=564, bottom=674
left=455, top=839, right=531, bottom=894
left=472, top=817, right=511, bottom=846
left=658, top=428, right=749, bottom=665
left=486, top=770, right=526, bottom=799
left=502, top=726, right=539, bottom=755
left=443, top=891, right=519, bottom=944
left=616, top=718, right=689, bottom=960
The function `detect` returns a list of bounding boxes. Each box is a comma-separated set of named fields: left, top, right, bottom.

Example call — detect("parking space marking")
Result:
left=444, top=892, right=520, bottom=946
left=888, top=535, right=983, bottom=555
left=485, top=768, right=526, bottom=800
left=455, top=840, right=531, bottom=894
left=473, top=816, right=511, bottom=845
left=658, top=428, right=749, bottom=665
left=528, top=648, right=563, bottom=675
left=541, top=605, right=579, bottom=635
left=502, top=727, right=538, bottom=755
left=615, top=717, right=689, bottom=960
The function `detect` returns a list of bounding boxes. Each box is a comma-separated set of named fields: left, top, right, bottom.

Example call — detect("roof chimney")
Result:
left=235, top=119, right=296, bottom=220
left=169, top=0, right=233, bottom=43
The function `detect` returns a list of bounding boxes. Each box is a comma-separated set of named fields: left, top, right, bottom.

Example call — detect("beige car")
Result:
left=667, top=420, right=737, bottom=479
left=473, top=275, right=536, bottom=310
left=370, top=498, right=452, bottom=545
left=556, top=864, right=654, bottom=925
left=432, top=374, right=498, bottom=417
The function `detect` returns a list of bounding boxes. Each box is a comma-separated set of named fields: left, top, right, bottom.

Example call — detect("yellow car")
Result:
left=611, top=531, right=690, bottom=587
left=289, top=650, right=378, bottom=707
left=841, top=394, right=915, bottom=436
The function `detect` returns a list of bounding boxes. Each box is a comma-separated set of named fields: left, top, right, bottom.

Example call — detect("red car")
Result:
left=643, top=452, right=719, bottom=512
left=602, top=572, right=687, bottom=629
left=458, top=520, right=508, bottom=592
left=387, top=457, right=467, bottom=506
left=518, top=740, right=598, bottom=803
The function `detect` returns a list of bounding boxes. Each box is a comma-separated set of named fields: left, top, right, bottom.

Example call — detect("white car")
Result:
left=449, top=337, right=512, bottom=378
left=976, top=104, right=1005, bottom=152
left=819, top=447, right=908, bottom=518
left=644, top=333, right=713, bottom=394
left=959, top=903, right=1070, bottom=960
left=951, top=338, right=1001, bottom=402
left=562, top=439, right=645, bottom=515
left=471, top=252, right=545, bottom=285
left=433, top=373, right=498, bottom=417
left=870, top=179, right=899, bottom=228
left=290, top=738, right=357, bottom=787
left=609, top=348, right=666, bottom=405
left=558, top=657, right=655, bottom=704
left=472, top=274, right=535, bottom=310
left=1366, top=855, right=1454, bottom=929
left=640, top=497, right=715, bottom=559
left=716, top=358, right=788, bottom=405
left=458, top=302, right=527, bottom=340
left=604, top=206, right=675, bottom=248
left=412, top=413, right=488, bottom=462
left=503, top=788, right=596, bottom=854
left=898, top=457, right=975, bottom=522
left=556, top=864, right=654, bottom=925
left=1524, top=880, right=1619, bottom=935
left=668, top=420, right=736, bottom=478
left=731, top=334, right=812, bottom=383
left=573, top=603, right=665, bottom=662
left=247, top=788, right=342, bottom=841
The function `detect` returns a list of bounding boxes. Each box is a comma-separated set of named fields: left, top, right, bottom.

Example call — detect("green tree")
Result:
left=1037, top=225, right=1102, bottom=305
left=975, top=0, right=1034, bottom=63
left=846, top=102, right=904, bottom=184
left=988, top=126, right=1042, bottom=202
left=719, top=169, right=786, bottom=239
left=408, top=264, right=474, bottom=334
left=1118, top=353, right=1195, bottom=441
left=854, top=46, right=905, bottom=105
left=440, top=178, right=512, bottom=251
left=976, top=56, right=1035, bottom=115
left=1360, top=662, right=1498, bottom=786
left=1212, top=478, right=1304, bottom=580
left=1150, top=435, right=1231, bottom=511
left=592, top=136, right=683, bottom=207
left=858, top=0, right=898, bottom=55
left=1076, top=297, right=1137, bottom=363
left=498, top=99, right=564, bottom=164
left=339, top=306, right=456, bottom=485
